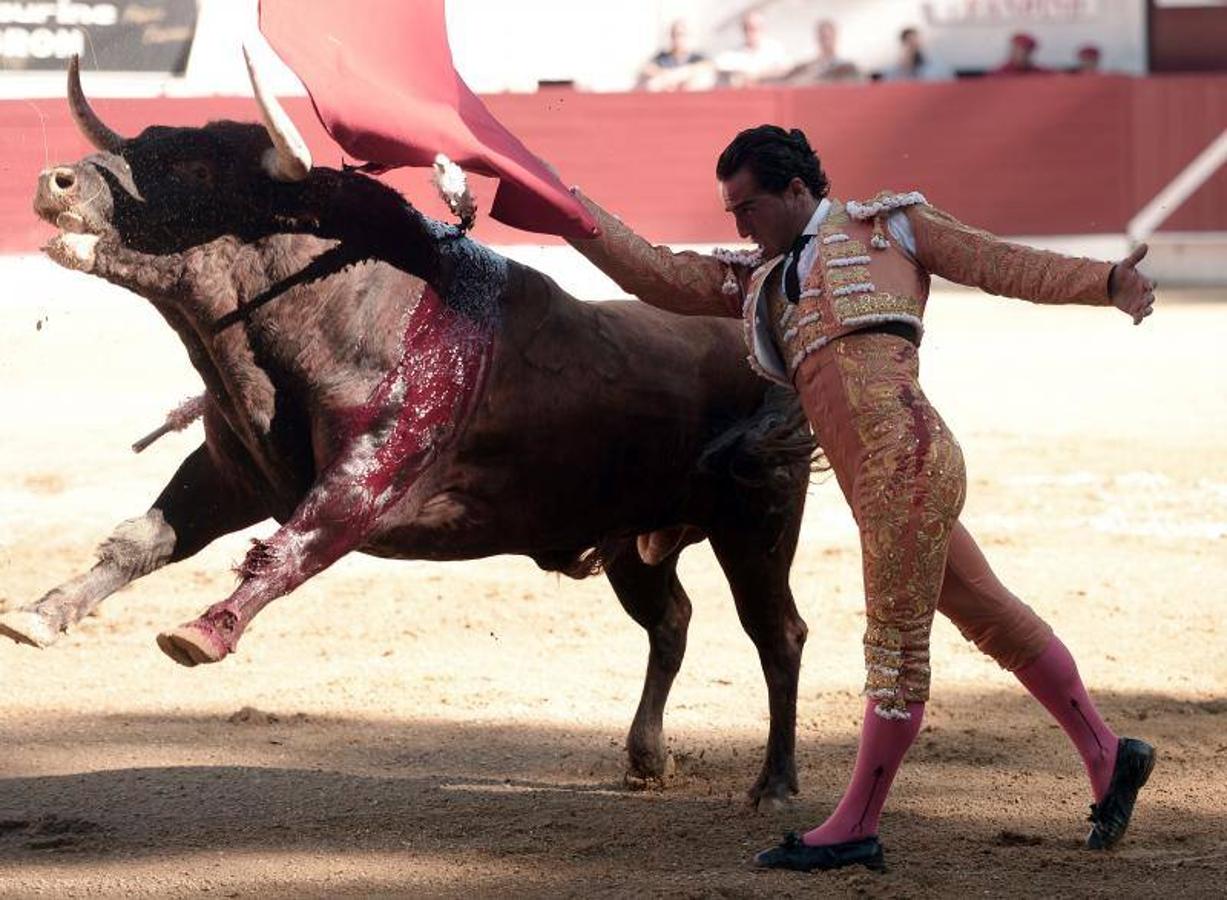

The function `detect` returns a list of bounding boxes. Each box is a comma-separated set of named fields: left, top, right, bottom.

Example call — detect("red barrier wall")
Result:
left=2, top=75, right=1224, bottom=253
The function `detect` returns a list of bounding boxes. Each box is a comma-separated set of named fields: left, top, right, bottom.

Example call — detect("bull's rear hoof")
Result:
left=624, top=750, right=676, bottom=791
left=624, top=771, right=665, bottom=792
left=754, top=792, right=793, bottom=814
left=627, top=749, right=676, bottom=780
left=0, top=610, right=60, bottom=648
left=156, top=624, right=229, bottom=667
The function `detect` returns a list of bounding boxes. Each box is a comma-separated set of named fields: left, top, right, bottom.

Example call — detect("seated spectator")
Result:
left=637, top=19, right=716, bottom=92
left=881, top=26, right=949, bottom=81
left=714, top=11, right=791, bottom=87
left=989, top=32, right=1051, bottom=76
left=779, top=19, right=862, bottom=84
left=1073, top=43, right=1102, bottom=74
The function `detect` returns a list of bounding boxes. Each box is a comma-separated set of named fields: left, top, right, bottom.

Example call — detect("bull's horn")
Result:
left=67, top=55, right=125, bottom=152
left=243, top=44, right=311, bottom=182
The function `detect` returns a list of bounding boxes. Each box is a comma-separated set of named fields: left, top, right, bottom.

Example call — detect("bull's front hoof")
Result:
left=0, top=610, right=61, bottom=648
left=156, top=623, right=231, bottom=667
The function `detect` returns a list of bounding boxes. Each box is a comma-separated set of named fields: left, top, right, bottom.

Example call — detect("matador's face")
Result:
left=720, top=168, right=814, bottom=260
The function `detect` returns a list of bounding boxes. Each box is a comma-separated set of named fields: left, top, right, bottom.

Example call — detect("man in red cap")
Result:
left=990, top=32, right=1050, bottom=75
left=1075, top=44, right=1103, bottom=74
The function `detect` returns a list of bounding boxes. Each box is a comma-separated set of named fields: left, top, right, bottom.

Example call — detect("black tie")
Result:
left=784, top=232, right=814, bottom=304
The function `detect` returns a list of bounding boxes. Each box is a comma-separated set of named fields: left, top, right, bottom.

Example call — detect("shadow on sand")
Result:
left=1, top=689, right=1224, bottom=897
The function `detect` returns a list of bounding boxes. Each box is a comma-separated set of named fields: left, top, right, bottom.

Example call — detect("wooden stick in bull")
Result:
left=132, top=394, right=207, bottom=454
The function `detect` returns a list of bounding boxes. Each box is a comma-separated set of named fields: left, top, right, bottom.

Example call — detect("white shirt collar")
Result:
left=802, top=198, right=831, bottom=238
left=774, top=198, right=830, bottom=269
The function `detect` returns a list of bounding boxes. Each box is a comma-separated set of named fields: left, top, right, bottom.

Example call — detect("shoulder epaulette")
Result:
left=846, top=190, right=928, bottom=221
left=711, top=247, right=764, bottom=267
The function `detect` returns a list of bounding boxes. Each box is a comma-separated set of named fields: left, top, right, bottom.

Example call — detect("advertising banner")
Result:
left=0, top=0, right=197, bottom=72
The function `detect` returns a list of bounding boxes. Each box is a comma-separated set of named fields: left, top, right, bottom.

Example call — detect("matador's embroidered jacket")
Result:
left=569, top=190, right=1114, bottom=385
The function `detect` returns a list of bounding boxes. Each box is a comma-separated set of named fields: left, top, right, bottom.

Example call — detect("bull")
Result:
left=3, top=55, right=814, bottom=809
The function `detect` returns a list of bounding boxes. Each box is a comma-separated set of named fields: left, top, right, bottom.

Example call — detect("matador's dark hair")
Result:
left=715, top=125, right=830, bottom=200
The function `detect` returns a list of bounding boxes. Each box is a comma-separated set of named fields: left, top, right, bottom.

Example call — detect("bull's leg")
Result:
left=0, top=444, right=266, bottom=648
left=707, top=521, right=808, bottom=812
left=604, top=541, right=692, bottom=784
left=157, top=286, right=495, bottom=667
left=156, top=448, right=400, bottom=666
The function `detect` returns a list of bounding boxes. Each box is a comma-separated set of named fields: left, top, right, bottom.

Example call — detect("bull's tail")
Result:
left=698, top=385, right=823, bottom=487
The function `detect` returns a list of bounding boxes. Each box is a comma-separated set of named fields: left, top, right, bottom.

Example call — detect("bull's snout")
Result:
left=33, top=162, right=111, bottom=236
left=48, top=166, right=77, bottom=194
left=34, top=165, right=82, bottom=219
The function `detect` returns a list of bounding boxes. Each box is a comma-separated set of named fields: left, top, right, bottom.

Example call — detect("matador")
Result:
left=561, top=125, right=1158, bottom=873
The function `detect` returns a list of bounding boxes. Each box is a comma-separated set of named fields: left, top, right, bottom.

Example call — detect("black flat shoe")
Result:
left=1086, top=737, right=1156, bottom=850
left=752, top=832, right=886, bottom=873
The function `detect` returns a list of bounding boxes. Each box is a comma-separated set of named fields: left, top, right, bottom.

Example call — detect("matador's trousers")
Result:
left=795, top=331, right=1053, bottom=718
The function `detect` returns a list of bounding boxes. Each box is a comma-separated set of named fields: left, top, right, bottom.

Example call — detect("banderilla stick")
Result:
left=132, top=393, right=207, bottom=453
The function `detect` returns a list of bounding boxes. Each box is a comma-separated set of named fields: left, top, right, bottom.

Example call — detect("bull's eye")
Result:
left=172, top=160, right=214, bottom=187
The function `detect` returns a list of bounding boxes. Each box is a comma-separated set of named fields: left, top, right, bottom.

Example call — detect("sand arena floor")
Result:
left=1, top=252, right=1224, bottom=898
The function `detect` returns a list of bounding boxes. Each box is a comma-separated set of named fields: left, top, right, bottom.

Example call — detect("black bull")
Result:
left=2, top=58, right=817, bottom=809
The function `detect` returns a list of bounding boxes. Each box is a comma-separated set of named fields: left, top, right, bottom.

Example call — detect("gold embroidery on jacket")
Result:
left=906, top=204, right=1113, bottom=306
left=835, top=292, right=923, bottom=321
left=571, top=196, right=743, bottom=318
left=826, top=266, right=874, bottom=289
left=824, top=241, right=872, bottom=262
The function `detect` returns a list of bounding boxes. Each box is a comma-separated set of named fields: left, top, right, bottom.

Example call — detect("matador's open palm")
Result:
left=1109, top=244, right=1157, bottom=325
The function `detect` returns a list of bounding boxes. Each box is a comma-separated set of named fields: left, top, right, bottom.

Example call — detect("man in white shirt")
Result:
left=781, top=19, right=862, bottom=84
left=714, top=11, right=791, bottom=87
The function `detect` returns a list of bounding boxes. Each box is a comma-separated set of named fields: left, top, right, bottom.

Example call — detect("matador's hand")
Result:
left=1109, top=244, right=1157, bottom=325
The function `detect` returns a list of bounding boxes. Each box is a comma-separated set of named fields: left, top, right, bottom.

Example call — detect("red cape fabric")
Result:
left=259, top=0, right=598, bottom=239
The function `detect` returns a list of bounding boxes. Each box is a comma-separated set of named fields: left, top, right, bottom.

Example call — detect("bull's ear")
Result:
left=243, top=44, right=311, bottom=182
left=67, top=55, right=125, bottom=152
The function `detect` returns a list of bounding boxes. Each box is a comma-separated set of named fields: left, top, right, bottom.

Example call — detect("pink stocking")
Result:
left=1015, top=636, right=1119, bottom=802
left=802, top=700, right=924, bottom=846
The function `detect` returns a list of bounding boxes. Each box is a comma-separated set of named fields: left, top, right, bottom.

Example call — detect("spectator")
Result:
left=989, top=32, right=1050, bottom=76
left=882, top=27, right=948, bottom=82
left=714, top=11, right=791, bottom=87
left=780, top=19, right=861, bottom=84
left=1073, top=43, right=1102, bottom=74
left=637, top=19, right=716, bottom=92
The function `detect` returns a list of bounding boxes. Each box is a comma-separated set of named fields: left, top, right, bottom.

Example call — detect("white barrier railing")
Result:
left=1127, top=128, right=1227, bottom=245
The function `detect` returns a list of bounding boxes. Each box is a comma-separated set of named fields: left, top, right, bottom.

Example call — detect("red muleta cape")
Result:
left=259, top=0, right=598, bottom=240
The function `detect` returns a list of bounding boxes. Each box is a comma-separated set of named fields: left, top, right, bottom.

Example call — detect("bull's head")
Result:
left=32, top=51, right=413, bottom=275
